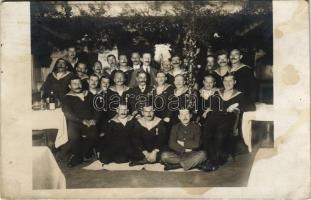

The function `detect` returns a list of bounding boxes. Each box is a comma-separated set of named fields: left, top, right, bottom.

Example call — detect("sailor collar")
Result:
left=137, top=117, right=162, bottom=131
left=155, top=84, right=171, bottom=95
left=120, top=67, right=133, bottom=72
left=80, top=75, right=89, bottom=80
left=230, top=64, right=250, bottom=72
left=174, top=87, right=188, bottom=97
left=110, top=115, right=133, bottom=126
left=171, top=68, right=185, bottom=77
left=199, top=88, right=218, bottom=100
left=89, top=88, right=98, bottom=95
left=109, top=85, right=130, bottom=96
left=52, top=71, right=71, bottom=80
left=66, top=90, right=89, bottom=101
left=214, top=67, right=230, bottom=76
left=217, top=89, right=242, bottom=101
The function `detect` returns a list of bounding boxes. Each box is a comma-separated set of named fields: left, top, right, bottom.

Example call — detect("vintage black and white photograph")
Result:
left=30, top=1, right=274, bottom=189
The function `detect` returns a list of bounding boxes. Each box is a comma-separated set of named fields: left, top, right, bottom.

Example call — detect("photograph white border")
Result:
left=0, top=1, right=310, bottom=199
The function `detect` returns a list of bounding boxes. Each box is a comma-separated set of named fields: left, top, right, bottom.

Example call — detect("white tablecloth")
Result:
left=31, top=109, right=68, bottom=148
left=242, top=103, right=274, bottom=152
left=32, top=146, right=66, bottom=189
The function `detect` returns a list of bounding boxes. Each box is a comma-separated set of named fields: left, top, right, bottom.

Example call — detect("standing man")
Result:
left=129, top=52, right=157, bottom=87
left=214, top=50, right=231, bottom=88
left=198, top=54, right=216, bottom=88
left=118, top=54, right=133, bottom=86
left=161, top=59, right=174, bottom=85
left=161, top=109, right=206, bottom=171
left=128, top=70, right=154, bottom=117
left=108, top=70, right=131, bottom=116
left=104, top=54, right=119, bottom=75
left=130, top=52, right=142, bottom=70
left=229, top=48, right=256, bottom=101
left=65, top=45, right=79, bottom=71
left=61, top=75, right=99, bottom=167
left=96, top=75, right=113, bottom=138
left=170, top=55, right=185, bottom=77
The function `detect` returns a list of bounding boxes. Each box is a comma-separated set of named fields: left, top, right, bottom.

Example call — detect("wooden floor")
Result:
left=56, top=147, right=258, bottom=188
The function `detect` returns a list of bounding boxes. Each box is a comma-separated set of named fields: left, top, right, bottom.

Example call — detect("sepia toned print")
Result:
left=31, top=1, right=272, bottom=189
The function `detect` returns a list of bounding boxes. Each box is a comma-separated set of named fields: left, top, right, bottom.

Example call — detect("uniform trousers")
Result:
left=161, top=150, right=206, bottom=170
left=67, top=121, right=98, bottom=160
left=202, top=112, right=236, bottom=165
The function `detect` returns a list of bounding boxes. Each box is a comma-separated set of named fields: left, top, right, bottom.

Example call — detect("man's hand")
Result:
left=163, top=117, right=170, bottom=123
left=82, top=120, right=91, bottom=127
left=202, top=108, right=212, bottom=118
left=143, top=150, right=151, bottom=161
left=89, top=119, right=96, bottom=126
left=227, top=103, right=239, bottom=113
left=149, top=150, right=157, bottom=163
left=144, top=151, right=154, bottom=162
left=177, top=140, right=184, bottom=147
left=185, top=149, right=192, bottom=153
left=135, top=114, right=142, bottom=119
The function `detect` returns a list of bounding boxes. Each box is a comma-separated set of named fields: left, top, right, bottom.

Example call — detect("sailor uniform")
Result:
left=202, top=89, right=255, bottom=166
left=123, top=68, right=134, bottom=86
left=165, top=73, right=175, bottom=85
left=41, top=71, right=74, bottom=101
left=95, top=89, right=115, bottom=135
left=169, top=88, right=198, bottom=125
left=108, top=85, right=131, bottom=117
left=212, top=68, right=230, bottom=88
left=153, top=84, right=174, bottom=120
left=61, top=90, right=99, bottom=161
left=230, top=64, right=257, bottom=101
left=197, top=87, right=218, bottom=123
left=98, top=116, right=135, bottom=164
left=79, top=75, right=89, bottom=90
left=131, top=117, right=168, bottom=161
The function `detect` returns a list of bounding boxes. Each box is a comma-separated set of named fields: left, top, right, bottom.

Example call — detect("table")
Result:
left=242, top=103, right=274, bottom=152
left=31, top=109, right=68, bottom=148
left=32, top=146, right=66, bottom=189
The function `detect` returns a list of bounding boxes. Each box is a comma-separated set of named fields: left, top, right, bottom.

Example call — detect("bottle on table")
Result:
left=48, top=90, right=56, bottom=110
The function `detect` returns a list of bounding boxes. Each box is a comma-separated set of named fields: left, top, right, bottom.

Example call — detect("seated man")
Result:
left=161, top=109, right=206, bottom=171
left=98, top=103, right=134, bottom=164
left=61, top=75, right=99, bottom=167
left=130, top=104, right=168, bottom=166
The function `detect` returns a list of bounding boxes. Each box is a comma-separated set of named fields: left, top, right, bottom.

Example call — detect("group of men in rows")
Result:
left=42, top=46, right=256, bottom=171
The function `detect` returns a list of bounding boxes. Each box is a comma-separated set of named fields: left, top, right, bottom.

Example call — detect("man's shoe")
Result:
left=164, top=163, right=182, bottom=171
left=83, top=154, right=94, bottom=162
left=202, top=161, right=219, bottom=172
left=67, top=155, right=83, bottom=168
left=129, top=159, right=147, bottom=167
